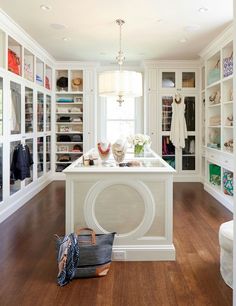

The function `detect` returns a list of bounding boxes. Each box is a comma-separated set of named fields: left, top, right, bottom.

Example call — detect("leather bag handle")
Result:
left=76, top=227, right=96, bottom=245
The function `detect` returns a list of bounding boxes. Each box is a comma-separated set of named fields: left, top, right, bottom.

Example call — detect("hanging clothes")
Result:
left=10, top=88, right=21, bottom=134
left=170, top=94, right=187, bottom=149
left=10, top=144, right=33, bottom=181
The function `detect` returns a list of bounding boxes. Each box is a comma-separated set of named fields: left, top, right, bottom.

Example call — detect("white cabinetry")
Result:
left=145, top=62, right=200, bottom=180
left=0, top=12, right=54, bottom=222
left=200, top=26, right=234, bottom=212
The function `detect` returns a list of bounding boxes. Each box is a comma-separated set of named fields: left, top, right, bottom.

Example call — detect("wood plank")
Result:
left=0, top=182, right=232, bottom=306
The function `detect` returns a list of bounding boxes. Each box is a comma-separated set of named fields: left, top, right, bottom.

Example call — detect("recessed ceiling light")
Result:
left=62, top=37, right=71, bottom=41
left=185, top=24, right=200, bottom=32
left=198, top=7, right=208, bottom=13
left=156, top=19, right=163, bottom=23
left=179, top=38, right=187, bottom=43
left=50, top=23, right=67, bottom=30
left=100, top=52, right=106, bottom=55
left=40, top=4, right=51, bottom=11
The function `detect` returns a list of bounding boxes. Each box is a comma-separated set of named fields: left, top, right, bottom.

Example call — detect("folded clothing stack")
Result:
left=209, top=115, right=221, bottom=126
left=57, top=116, right=72, bottom=122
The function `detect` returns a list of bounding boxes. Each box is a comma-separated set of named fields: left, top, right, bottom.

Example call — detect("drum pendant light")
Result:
left=99, top=19, right=142, bottom=106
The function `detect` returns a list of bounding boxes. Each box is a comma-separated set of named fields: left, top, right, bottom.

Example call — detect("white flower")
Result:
left=127, top=134, right=151, bottom=146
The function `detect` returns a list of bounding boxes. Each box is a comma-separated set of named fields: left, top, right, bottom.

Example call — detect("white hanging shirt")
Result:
left=170, top=99, right=187, bottom=149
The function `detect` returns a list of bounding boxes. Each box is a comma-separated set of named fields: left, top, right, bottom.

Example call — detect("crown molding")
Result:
left=199, top=23, right=233, bottom=59
left=0, top=9, right=56, bottom=66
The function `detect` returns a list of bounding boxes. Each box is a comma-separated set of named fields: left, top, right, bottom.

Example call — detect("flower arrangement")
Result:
left=127, top=134, right=151, bottom=156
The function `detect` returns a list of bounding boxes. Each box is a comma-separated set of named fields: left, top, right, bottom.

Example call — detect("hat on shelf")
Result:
left=57, top=77, right=68, bottom=89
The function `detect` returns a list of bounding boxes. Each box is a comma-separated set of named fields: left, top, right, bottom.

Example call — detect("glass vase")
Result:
left=134, top=144, right=144, bottom=157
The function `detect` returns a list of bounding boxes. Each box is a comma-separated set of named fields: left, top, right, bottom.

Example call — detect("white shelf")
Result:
left=208, top=103, right=221, bottom=108
left=222, top=75, right=233, bottom=82
left=57, top=122, right=83, bottom=125
left=56, top=132, right=83, bottom=134
left=56, top=151, right=83, bottom=154
left=56, top=112, right=83, bottom=115
left=208, top=125, right=221, bottom=128
left=56, top=91, right=83, bottom=94
left=56, top=142, right=83, bottom=144
left=56, top=102, right=83, bottom=105
left=207, top=80, right=221, bottom=89
left=223, top=100, right=233, bottom=105
left=223, top=126, right=233, bottom=128
left=56, top=161, right=72, bottom=164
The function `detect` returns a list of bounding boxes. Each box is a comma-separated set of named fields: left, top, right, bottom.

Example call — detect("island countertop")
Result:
left=63, top=148, right=176, bottom=174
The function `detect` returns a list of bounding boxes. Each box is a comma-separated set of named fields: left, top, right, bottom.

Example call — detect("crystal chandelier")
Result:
left=99, top=19, right=142, bottom=106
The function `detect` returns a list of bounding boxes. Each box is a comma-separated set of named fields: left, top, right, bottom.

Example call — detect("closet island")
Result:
left=64, top=148, right=176, bottom=261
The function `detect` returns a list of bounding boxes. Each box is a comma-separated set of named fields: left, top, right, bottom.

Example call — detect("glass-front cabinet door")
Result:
left=46, top=95, right=51, bottom=132
left=0, top=77, right=3, bottom=135
left=25, top=87, right=33, bottom=133
left=181, top=72, right=196, bottom=89
left=161, top=71, right=176, bottom=89
left=46, top=136, right=51, bottom=172
left=181, top=95, right=196, bottom=172
left=37, top=92, right=44, bottom=132
left=25, top=138, right=33, bottom=185
left=37, top=137, right=44, bottom=178
left=10, top=82, right=21, bottom=135
left=160, top=69, right=197, bottom=90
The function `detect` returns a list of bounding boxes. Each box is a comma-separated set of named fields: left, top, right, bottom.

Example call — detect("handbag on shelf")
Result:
left=55, top=228, right=116, bottom=286
left=208, top=59, right=220, bottom=85
left=8, top=49, right=20, bottom=75
left=223, top=52, right=233, bottom=78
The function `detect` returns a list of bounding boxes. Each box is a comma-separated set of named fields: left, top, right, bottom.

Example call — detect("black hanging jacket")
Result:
left=10, top=144, right=33, bottom=181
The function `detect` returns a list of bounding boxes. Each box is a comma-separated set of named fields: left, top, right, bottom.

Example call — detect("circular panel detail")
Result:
left=95, top=184, right=145, bottom=234
left=84, top=180, right=155, bottom=238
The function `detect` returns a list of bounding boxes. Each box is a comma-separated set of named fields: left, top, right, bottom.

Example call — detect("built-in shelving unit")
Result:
left=55, top=69, right=84, bottom=172
left=201, top=27, right=234, bottom=211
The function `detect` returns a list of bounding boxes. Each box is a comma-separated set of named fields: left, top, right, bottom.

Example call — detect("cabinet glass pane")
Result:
left=46, top=136, right=51, bottom=172
left=184, top=96, right=195, bottom=131
left=0, top=144, right=2, bottom=201
left=10, top=82, right=21, bottom=134
left=0, top=78, right=3, bottom=135
left=25, top=139, right=33, bottom=185
left=162, top=96, right=173, bottom=131
left=162, top=136, right=175, bottom=156
left=163, top=156, right=175, bottom=169
left=162, top=72, right=175, bottom=88
left=46, top=95, right=51, bottom=131
left=25, top=87, right=33, bottom=133
left=37, top=92, right=44, bottom=132
left=10, top=141, right=21, bottom=195
left=182, top=156, right=195, bottom=171
left=37, top=137, right=44, bottom=178
left=182, top=72, right=195, bottom=88
left=182, top=136, right=195, bottom=155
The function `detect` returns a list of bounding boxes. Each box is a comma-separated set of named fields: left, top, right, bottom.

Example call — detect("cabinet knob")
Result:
left=148, top=88, right=151, bottom=91
left=88, top=132, right=91, bottom=135
left=90, top=89, right=93, bottom=92
left=151, top=132, right=154, bottom=135
left=225, top=160, right=228, bottom=163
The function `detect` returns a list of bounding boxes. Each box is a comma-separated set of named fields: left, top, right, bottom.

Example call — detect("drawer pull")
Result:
left=224, top=160, right=228, bottom=163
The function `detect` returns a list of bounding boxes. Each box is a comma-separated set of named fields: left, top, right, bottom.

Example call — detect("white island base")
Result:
left=64, top=149, right=176, bottom=261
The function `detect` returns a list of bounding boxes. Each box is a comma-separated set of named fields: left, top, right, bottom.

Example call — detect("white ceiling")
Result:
left=0, top=0, right=233, bottom=62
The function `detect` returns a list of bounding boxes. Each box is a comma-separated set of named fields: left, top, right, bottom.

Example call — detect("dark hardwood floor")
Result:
left=0, top=182, right=233, bottom=306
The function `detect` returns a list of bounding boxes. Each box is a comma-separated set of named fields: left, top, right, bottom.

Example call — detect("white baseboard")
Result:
left=112, top=244, right=176, bottom=261
left=0, top=178, right=53, bottom=223
left=173, top=175, right=202, bottom=182
left=204, top=183, right=233, bottom=213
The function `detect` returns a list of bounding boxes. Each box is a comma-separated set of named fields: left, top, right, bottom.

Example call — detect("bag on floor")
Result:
left=55, top=228, right=116, bottom=286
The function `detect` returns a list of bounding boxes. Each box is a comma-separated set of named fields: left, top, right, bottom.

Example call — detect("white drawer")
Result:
left=220, top=154, right=234, bottom=171
left=206, top=148, right=234, bottom=171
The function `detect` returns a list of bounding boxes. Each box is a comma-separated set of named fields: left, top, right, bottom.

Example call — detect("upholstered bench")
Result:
left=219, top=220, right=234, bottom=288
